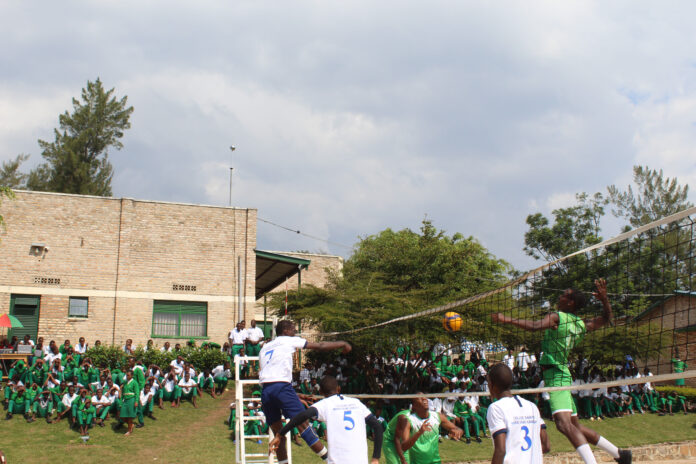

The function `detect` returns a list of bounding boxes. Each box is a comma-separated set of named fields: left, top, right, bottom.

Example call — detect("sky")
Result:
left=2, top=1, right=696, bottom=272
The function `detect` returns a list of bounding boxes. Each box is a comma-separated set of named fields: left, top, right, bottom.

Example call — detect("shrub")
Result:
left=84, top=344, right=228, bottom=373
left=655, top=385, right=696, bottom=402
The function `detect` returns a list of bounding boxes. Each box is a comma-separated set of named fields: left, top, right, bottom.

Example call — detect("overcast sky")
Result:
left=2, top=1, right=696, bottom=272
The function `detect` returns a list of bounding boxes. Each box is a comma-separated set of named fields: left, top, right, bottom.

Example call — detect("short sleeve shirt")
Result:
left=258, top=336, right=307, bottom=384
left=314, top=394, right=372, bottom=464
left=487, top=396, right=545, bottom=464
left=229, top=329, right=248, bottom=344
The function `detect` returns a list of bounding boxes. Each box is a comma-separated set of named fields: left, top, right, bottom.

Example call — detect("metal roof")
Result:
left=631, top=290, right=696, bottom=323
left=255, top=250, right=310, bottom=300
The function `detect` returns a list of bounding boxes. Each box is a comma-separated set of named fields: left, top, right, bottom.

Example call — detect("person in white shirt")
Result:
left=160, top=341, right=172, bottom=353
left=137, top=384, right=155, bottom=426
left=159, top=371, right=180, bottom=408
left=177, top=372, right=198, bottom=408
left=487, top=363, right=550, bottom=464
left=516, top=348, right=533, bottom=372
left=259, top=319, right=352, bottom=464
left=169, top=356, right=185, bottom=377
left=270, top=375, right=383, bottom=464
left=74, top=337, right=88, bottom=354
left=56, top=385, right=78, bottom=423
left=212, top=362, right=231, bottom=394
left=92, top=387, right=110, bottom=426
left=228, top=322, right=248, bottom=357
left=245, top=320, right=266, bottom=371
left=502, top=350, right=515, bottom=370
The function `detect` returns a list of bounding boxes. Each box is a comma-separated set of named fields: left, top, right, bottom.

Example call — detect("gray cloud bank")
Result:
left=2, top=1, right=696, bottom=271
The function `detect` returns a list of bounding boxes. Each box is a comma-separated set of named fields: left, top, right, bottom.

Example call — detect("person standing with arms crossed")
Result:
left=269, top=375, right=383, bottom=464
left=493, top=279, right=631, bottom=464
left=259, top=320, right=352, bottom=464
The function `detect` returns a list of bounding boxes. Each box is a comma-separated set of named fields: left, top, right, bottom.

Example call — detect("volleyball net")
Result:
left=293, top=206, right=696, bottom=397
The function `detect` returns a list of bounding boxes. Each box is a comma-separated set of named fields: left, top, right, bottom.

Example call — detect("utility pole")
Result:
left=229, top=146, right=235, bottom=206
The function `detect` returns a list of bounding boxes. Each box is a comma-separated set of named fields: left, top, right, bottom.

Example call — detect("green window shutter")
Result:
left=152, top=301, right=207, bottom=338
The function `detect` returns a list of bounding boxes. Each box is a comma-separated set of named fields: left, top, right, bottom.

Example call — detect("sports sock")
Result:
left=596, top=436, right=620, bottom=459
left=317, top=447, right=328, bottom=460
left=576, top=443, right=597, bottom=464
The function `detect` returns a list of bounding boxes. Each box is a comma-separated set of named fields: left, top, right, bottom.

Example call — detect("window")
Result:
left=152, top=301, right=207, bottom=338
left=68, top=297, right=88, bottom=318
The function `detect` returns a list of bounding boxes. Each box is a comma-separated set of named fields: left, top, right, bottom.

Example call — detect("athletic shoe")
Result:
left=136, top=423, right=144, bottom=428
left=465, top=438, right=471, bottom=444
left=590, top=417, right=595, bottom=421
left=615, top=449, right=632, bottom=464
left=475, top=437, right=482, bottom=443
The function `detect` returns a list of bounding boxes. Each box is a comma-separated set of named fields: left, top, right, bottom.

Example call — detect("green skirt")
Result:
left=120, top=397, right=137, bottom=418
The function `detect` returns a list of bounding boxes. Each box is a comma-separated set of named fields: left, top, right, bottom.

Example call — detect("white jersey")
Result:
left=487, top=396, right=545, bottom=464
left=313, top=394, right=372, bottom=464
left=258, top=336, right=307, bottom=384
left=246, top=326, right=265, bottom=343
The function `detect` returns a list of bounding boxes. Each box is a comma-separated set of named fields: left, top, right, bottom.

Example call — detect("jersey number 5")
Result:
left=343, top=410, right=355, bottom=430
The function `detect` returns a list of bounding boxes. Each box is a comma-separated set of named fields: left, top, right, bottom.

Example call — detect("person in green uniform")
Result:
left=454, top=397, right=481, bottom=443
left=120, top=370, right=139, bottom=436
left=493, top=278, right=631, bottom=464
left=395, top=394, right=463, bottom=464
left=382, top=408, right=412, bottom=464
left=5, top=386, right=33, bottom=422
left=671, top=348, right=687, bottom=387
left=78, top=396, right=96, bottom=436
left=32, top=389, right=54, bottom=423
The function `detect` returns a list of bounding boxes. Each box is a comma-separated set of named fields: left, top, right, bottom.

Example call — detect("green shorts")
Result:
left=542, top=366, right=577, bottom=416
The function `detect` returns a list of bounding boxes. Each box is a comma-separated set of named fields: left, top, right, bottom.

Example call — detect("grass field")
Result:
left=1, top=388, right=694, bottom=463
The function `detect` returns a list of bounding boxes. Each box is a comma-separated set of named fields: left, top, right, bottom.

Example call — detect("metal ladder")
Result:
left=235, top=355, right=293, bottom=464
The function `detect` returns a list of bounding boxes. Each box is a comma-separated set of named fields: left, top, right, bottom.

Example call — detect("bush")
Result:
left=655, top=385, right=696, bottom=402
left=84, top=345, right=229, bottom=373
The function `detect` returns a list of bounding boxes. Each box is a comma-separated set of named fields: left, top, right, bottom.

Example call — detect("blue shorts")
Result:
left=261, top=382, right=306, bottom=425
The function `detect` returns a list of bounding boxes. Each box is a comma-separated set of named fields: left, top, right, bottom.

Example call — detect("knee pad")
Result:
left=300, top=426, right=320, bottom=447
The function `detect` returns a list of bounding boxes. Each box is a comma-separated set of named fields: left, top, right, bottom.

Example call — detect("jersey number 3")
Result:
left=520, top=425, right=532, bottom=451
left=343, top=410, right=355, bottom=430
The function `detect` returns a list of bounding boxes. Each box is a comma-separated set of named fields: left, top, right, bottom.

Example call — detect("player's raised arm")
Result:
left=491, top=312, right=559, bottom=332
left=584, top=278, right=614, bottom=332
left=438, top=412, right=463, bottom=440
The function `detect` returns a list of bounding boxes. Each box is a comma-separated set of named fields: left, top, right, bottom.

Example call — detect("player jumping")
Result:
left=492, top=278, right=631, bottom=464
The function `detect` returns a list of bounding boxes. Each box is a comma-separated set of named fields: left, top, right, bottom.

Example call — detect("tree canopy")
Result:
left=269, top=220, right=511, bottom=353
left=5, top=78, right=133, bottom=196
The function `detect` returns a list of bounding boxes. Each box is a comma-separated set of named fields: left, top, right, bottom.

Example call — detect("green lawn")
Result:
left=1, top=388, right=694, bottom=463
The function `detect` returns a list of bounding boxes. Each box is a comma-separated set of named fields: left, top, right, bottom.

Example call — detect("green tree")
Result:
left=523, top=192, right=607, bottom=262
left=270, top=220, right=511, bottom=355
left=0, top=186, right=14, bottom=229
left=0, top=154, right=29, bottom=189
left=608, top=165, right=693, bottom=229
left=27, top=78, right=133, bottom=196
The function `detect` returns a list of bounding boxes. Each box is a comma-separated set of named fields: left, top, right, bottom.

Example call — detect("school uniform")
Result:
left=178, top=377, right=198, bottom=401
left=120, top=379, right=139, bottom=418
left=78, top=402, right=96, bottom=426
left=137, top=390, right=155, bottom=424
left=160, top=378, right=180, bottom=402
left=212, top=365, right=231, bottom=390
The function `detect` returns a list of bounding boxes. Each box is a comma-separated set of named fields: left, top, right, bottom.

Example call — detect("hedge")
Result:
left=84, top=344, right=229, bottom=372
left=655, top=385, right=696, bottom=402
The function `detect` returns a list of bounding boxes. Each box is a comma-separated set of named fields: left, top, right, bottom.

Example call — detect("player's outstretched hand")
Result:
left=593, top=278, right=608, bottom=301
left=449, top=427, right=464, bottom=441
left=268, top=436, right=281, bottom=454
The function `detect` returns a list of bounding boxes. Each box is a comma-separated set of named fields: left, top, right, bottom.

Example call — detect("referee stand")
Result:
left=235, top=355, right=293, bottom=464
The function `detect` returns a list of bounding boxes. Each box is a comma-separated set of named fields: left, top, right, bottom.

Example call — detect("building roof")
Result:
left=255, top=250, right=310, bottom=300
left=631, top=290, right=696, bottom=323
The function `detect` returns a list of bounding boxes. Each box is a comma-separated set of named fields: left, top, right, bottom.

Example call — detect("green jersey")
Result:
left=383, top=410, right=410, bottom=464
left=671, top=359, right=687, bottom=373
left=540, top=311, right=586, bottom=368
left=408, top=411, right=442, bottom=464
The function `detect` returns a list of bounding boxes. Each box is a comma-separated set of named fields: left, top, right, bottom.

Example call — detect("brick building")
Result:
left=632, top=291, right=696, bottom=387
left=0, top=190, right=257, bottom=348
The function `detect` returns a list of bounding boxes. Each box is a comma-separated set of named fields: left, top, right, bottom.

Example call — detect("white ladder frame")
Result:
left=235, top=355, right=293, bottom=464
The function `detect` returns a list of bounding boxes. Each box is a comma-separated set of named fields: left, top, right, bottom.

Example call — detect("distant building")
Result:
left=632, top=290, right=696, bottom=386
left=0, top=190, right=319, bottom=348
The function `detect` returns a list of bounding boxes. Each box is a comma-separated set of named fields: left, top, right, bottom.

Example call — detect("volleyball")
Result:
left=442, top=312, right=462, bottom=332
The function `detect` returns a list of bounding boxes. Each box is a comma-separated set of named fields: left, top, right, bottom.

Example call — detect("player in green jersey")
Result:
left=393, top=394, right=463, bottom=464
left=383, top=409, right=411, bottom=464
left=493, top=279, right=631, bottom=464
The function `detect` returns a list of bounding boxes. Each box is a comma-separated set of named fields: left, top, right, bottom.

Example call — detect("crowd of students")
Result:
left=231, top=344, right=689, bottom=447
left=0, top=336, right=233, bottom=438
